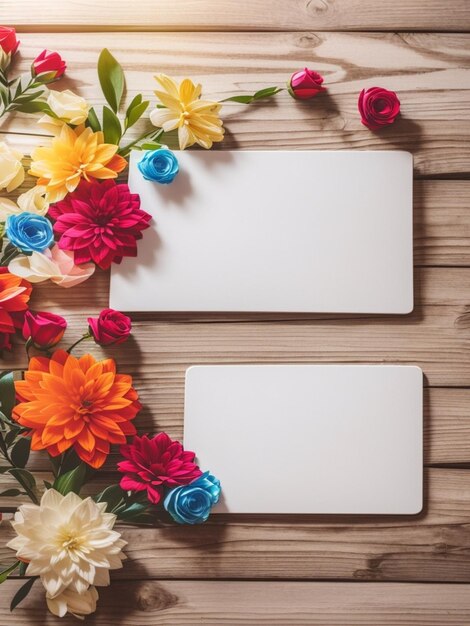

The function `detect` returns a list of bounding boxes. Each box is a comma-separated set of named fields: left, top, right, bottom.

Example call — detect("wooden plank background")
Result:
left=1, top=1, right=470, bottom=623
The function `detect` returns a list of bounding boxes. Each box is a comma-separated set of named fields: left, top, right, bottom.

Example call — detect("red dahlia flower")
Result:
left=118, top=433, right=202, bottom=504
left=48, top=179, right=152, bottom=270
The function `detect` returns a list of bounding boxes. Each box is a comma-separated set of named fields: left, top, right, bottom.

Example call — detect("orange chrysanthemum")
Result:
left=13, top=349, right=140, bottom=468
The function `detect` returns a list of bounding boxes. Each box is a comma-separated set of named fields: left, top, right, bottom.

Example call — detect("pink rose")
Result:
left=358, top=87, right=400, bottom=130
left=288, top=68, right=325, bottom=100
left=88, top=308, right=132, bottom=346
left=0, top=26, right=19, bottom=55
left=22, top=310, right=67, bottom=348
left=31, top=49, right=66, bottom=80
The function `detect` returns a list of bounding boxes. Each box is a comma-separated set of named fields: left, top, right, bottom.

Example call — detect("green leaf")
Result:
left=52, top=463, right=87, bottom=496
left=13, top=100, right=51, bottom=114
left=253, top=86, right=283, bottom=100
left=0, top=561, right=19, bottom=585
left=0, top=488, right=24, bottom=497
left=139, top=142, right=163, bottom=151
left=0, top=372, right=16, bottom=419
left=98, top=48, right=125, bottom=113
left=43, top=480, right=53, bottom=489
left=102, top=105, right=122, bottom=145
left=117, top=501, right=149, bottom=520
left=125, top=98, right=149, bottom=130
left=10, top=437, right=30, bottom=469
left=222, top=94, right=254, bottom=104
left=87, top=106, right=101, bottom=132
left=4, top=429, right=18, bottom=448
left=10, top=577, right=37, bottom=611
left=95, top=484, right=125, bottom=513
left=0, top=466, right=11, bottom=474
left=221, top=86, right=282, bottom=104
left=9, top=468, right=36, bottom=490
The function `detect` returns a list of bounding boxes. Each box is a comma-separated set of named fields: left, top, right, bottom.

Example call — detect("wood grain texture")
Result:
left=4, top=0, right=470, bottom=32
left=6, top=267, right=470, bottom=386
left=1, top=32, right=470, bottom=176
left=1, top=7, right=469, bottom=619
left=1, top=580, right=470, bottom=625
left=2, top=468, right=470, bottom=582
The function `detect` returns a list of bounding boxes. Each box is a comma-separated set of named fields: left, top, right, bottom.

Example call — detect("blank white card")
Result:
left=110, top=150, right=413, bottom=314
left=184, top=365, right=423, bottom=515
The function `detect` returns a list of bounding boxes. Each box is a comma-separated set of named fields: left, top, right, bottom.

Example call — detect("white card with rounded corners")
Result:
left=184, top=364, right=423, bottom=515
left=110, top=150, right=413, bottom=314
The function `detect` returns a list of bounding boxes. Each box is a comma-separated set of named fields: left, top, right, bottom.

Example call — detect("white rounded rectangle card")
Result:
left=110, top=150, right=413, bottom=314
left=184, top=364, right=423, bottom=515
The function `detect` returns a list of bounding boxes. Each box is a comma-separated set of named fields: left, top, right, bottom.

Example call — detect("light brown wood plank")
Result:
left=1, top=580, right=470, bottom=625
left=1, top=32, right=470, bottom=176
left=6, top=269, right=470, bottom=385
left=2, top=468, right=470, bottom=582
left=4, top=0, right=470, bottom=32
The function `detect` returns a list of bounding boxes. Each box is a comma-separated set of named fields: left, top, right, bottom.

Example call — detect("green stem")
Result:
left=67, top=332, right=92, bottom=354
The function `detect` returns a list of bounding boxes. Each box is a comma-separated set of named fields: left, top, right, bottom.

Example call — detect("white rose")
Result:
left=47, top=89, right=89, bottom=124
left=17, top=185, right=49, bottom=215
left=46, top=586, right=99, bottom=619
left=0, top=142, right=24, bottom=192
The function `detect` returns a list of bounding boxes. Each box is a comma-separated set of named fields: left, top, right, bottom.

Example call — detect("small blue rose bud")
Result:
left=6, top=212, right=54, bottom=253
left=163, top=472, right=221, bottom=524
left=138, top=148, right=179, bottom=184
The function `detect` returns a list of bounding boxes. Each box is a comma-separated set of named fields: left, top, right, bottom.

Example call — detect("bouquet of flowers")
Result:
left=0, top=308, right=220, bottom=618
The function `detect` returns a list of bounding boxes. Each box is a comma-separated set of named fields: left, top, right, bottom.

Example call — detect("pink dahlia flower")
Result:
left=118, top=433, right=202, bottom=504
left=48, top=179, right=152, bottom=270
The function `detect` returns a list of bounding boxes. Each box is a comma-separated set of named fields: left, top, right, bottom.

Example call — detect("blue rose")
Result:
left=164, top=472, right=221, bottom=524
left=138, top=148, right=179, bottom=184
left=6, top=212, right=54, bottom=253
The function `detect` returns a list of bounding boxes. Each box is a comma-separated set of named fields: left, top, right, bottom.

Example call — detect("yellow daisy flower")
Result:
left=29, top=125, right=127, bottom=203
left=150, top=74, right=224, bottom=150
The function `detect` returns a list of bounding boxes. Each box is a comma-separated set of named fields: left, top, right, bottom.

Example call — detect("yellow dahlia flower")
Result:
left=29, top=125, right=127, bottom=203
left=150, top=74, right=224, bottom=150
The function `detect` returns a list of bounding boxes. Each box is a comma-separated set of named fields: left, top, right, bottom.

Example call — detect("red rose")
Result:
left=0, top=26, right=19, bottom=55
left=22, top=310, right=67, bottom=349
left=31, top=49, right=66, bottom=80
left=288, top=68, right=325, bottom=100
left=358, top=87, right=400, bottom=130
left=88, top=308, right=131, bottom=346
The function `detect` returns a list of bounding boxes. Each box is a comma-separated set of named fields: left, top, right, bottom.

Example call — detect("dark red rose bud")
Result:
left=88, top=309, right=132, bottom=346
left=22, top=310, right=67, bottom=349
left=358, top=87, right=400, bottom=130
left=288, top=68, right=325, bottom=100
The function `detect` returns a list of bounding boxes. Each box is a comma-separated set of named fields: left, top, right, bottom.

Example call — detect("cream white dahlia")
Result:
left=7, top=489, right=126, bottom=599
left=46, top=586, right=99, bottom=620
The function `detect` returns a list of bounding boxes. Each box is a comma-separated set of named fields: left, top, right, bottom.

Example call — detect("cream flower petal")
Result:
left=0, top=197, right=20, bottom=221
left=149, top=108, right=179, bottom=130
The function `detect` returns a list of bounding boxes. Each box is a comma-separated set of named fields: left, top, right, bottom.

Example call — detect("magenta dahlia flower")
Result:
left=118, top=433, right=202, bottom=504
left=48, top=179, right=152, bottom=270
